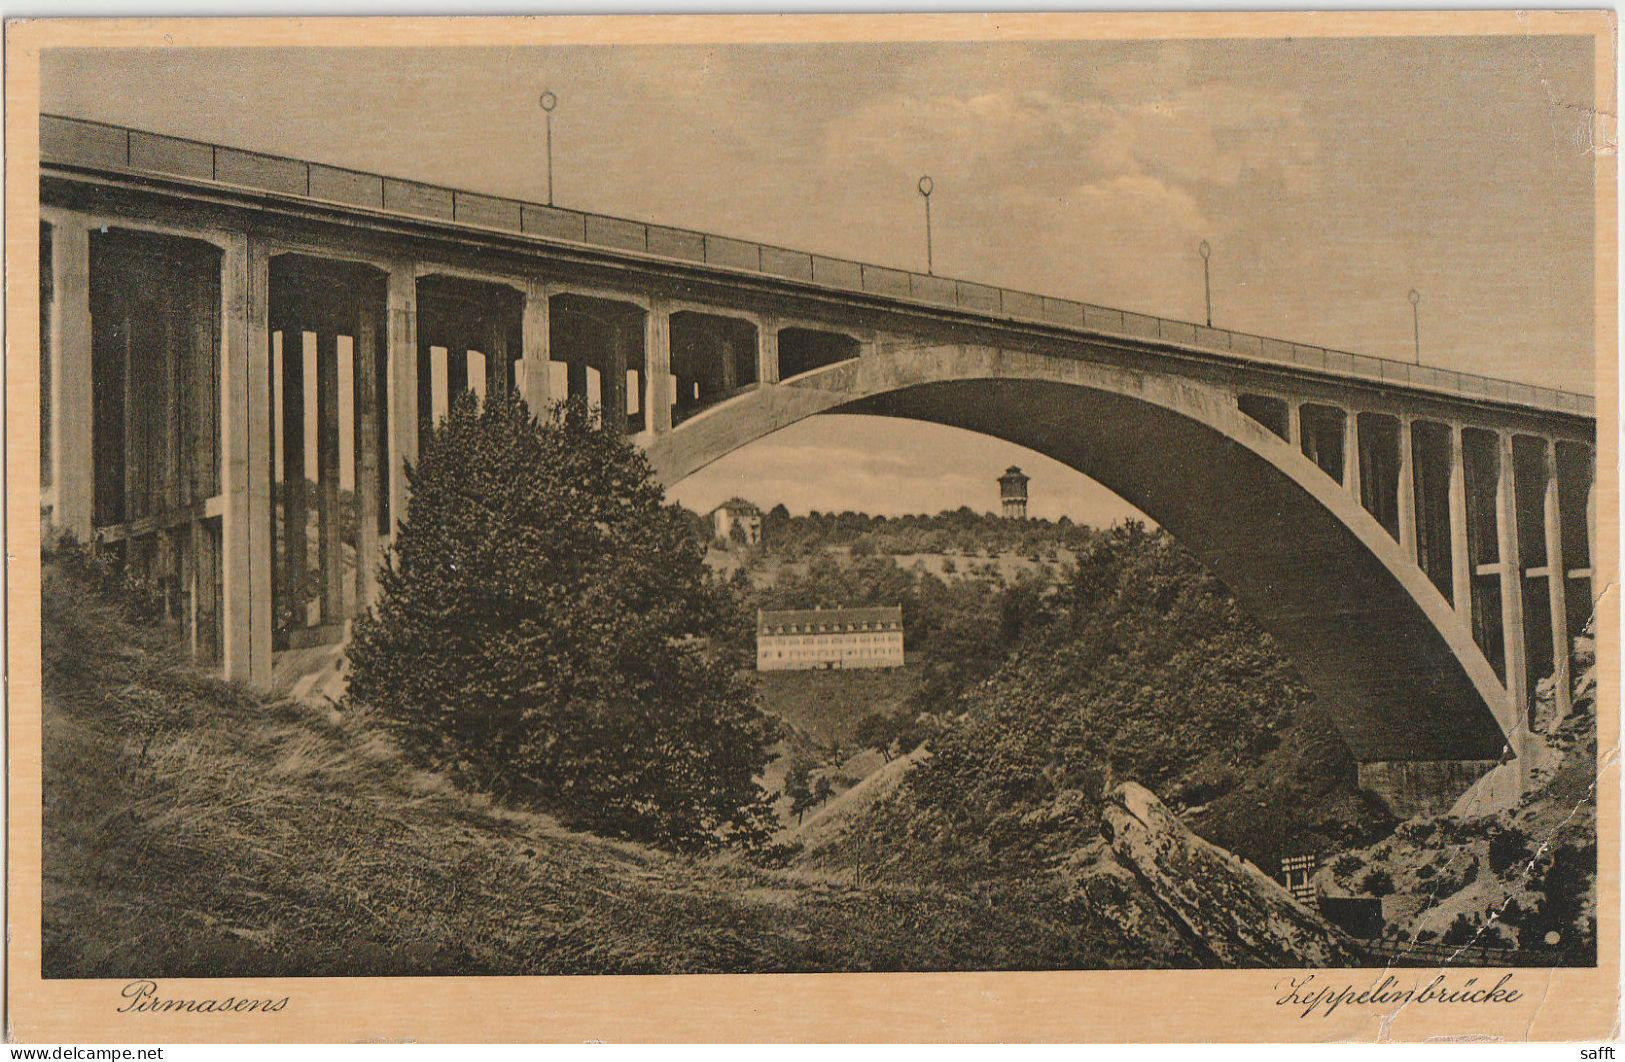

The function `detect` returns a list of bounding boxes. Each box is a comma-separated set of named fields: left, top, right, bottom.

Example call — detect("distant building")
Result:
left=757, top=606, right=904, bottom=671
left=710, top=498, right=762, bottom=545
left=998, top=465, right=1030, bottom=519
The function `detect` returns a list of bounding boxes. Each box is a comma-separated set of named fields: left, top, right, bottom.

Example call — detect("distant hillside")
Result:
left=687, top=504, right=1101, bottom=563
left=755, top=657, right=920, bottom=747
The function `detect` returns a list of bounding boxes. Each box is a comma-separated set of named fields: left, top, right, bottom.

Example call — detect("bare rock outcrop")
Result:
left=1101, top=781, right=1365, bottom=967
left=1062, top=840, right=1205, bottom=966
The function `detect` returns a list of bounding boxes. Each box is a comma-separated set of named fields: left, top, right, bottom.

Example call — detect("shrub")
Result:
left=1521, top=842, right=1597, bottom=962
left=1489, top=827, right=1532, bottom=876
left=347, top=392, right=778, bottom=853
left=1430, top=855, right=1479, bottom=898
left=1360, top=868, right=1395, bottom=897
left=1441, top=913, right=1481, bottom=947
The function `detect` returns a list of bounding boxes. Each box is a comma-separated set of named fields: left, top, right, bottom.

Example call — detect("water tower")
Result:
left=998, top=465, right=1030, bottom=520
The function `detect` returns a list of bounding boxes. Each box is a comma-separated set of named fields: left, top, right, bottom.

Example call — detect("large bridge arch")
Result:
left=647, top=342, right=1519, bottom=770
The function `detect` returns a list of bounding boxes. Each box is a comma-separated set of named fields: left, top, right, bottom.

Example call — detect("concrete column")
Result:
left=1543, top=438, right=1572, bottom=721
left=386, top=265, right=418, bottom=542
left=1342, top=408, right=1361, bottom=502
left=220, top=234, right=272, bottom=684
left=51, top=219, right=94, bottom=539
left=244, top=239, right=272, bottom=686
left=1448, top=423, right=1472, bottom=621
left=758, top=316, right=780, bottom=384
left=521, top=279, right=550, bottom=419
left=354, top=300, right=382, bottom=613
left=221, top=236, right=251, bottom=680
left=316, top=330, right=343, bottom=623
left=1286, top=401, right=1301, bottom=451
left=1397, top=416, right=1417, bottom=559
left=1496, top=431, right=1528, bottom=723
left=1587, top=456, right=1599, bottom=608
left=646, top=299, right=673, bottom=434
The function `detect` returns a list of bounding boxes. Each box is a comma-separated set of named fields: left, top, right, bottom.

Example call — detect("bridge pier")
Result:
left=757, top=316, right=781, bottom=385
left=225, top=235, right=272, bottom=686
left=42, top=215, right=94, bottom=540
left=1448, top=425, right=1473, bottom=625
left=1542, top=438, right=1572, bottom=720
left=521, top=278, right=550, bottom=419
left=386, top=263, right=418, bottom=549
left=1396, top=416, right=1417, bottom=559
left=1496, top=431, right=1529, bottom=724
left=646, top=299, right=673, bottom=434
left=1342, top=405, right=1361, bottom=503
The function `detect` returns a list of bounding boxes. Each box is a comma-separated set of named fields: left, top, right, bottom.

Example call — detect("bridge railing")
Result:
left=40, top=114, right=1596, bottom=420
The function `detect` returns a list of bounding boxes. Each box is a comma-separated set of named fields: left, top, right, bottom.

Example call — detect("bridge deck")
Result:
left=40, top=113, right=1595, bottom=420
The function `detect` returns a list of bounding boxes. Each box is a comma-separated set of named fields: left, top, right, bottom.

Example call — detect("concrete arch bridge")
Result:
left=37, top=116, right=1598, bottom=814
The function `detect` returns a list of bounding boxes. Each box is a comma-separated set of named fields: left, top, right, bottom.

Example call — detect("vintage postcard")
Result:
left=4, top=11, right=1618, bottom=1044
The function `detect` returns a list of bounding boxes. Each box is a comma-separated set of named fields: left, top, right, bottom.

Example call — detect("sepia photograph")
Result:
left=4, top=11, right=1617, bottom=1043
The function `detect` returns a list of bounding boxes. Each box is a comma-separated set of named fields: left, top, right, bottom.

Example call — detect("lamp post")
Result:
left=539, top=90, right=558, bottom=206
left=918, top=175, right=935, bottom=275
left=1198, top=239, right=1213, bottom=328
left=1408, top=288, right=1421, bottom=364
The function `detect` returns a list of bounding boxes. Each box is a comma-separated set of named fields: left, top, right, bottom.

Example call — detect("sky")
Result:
left=41, top=35, right=1599, bottom=524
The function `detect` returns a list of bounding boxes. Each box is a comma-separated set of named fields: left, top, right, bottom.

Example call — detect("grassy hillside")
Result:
left=42, top=558, right=1161, bottom=977
left=754, top=658, right=920, bottom=747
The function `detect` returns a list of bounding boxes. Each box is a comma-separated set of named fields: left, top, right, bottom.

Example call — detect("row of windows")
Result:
left=761, top=647, right=902, bottom=660
left=761, top=633, right=901, bottom=645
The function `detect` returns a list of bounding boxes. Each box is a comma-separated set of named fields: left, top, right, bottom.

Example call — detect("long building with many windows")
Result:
left=756, top=606, right=904, bottom=671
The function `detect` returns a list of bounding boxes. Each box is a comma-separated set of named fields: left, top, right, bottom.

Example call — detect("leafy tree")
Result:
left=855, top=712, right=900, bottom=761
left=347, top=392, right=778, bottom=853
left=813, top=775, right=836, bottom=807
left=784, top=760, right=816, bottom=825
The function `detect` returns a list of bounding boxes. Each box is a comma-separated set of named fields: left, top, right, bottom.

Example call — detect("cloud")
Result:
left=794, top=50, right=1320, bottom=297
left=815, top=59, right=1318, bottom=201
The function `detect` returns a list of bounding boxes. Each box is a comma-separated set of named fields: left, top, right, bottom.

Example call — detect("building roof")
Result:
left=710, top=497, right=761, bottom=516
left=759, top=606, right=903, bottom=634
